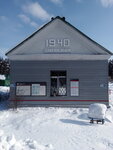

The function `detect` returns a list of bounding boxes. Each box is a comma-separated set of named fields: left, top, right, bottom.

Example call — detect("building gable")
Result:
left=6, top=16, right=112, bottom=60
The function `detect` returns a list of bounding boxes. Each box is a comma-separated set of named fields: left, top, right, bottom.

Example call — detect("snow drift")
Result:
left=0, top=130, right=54, bottom=150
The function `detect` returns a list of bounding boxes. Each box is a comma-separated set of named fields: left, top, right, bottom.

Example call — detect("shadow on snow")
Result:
left=60, top=119, right=90, bottom=126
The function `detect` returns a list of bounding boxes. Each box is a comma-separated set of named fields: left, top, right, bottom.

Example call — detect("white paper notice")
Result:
left=32, top=84, right=46, bottom=96
left=40, top=86, right=46, bottom=96
left=70, top=80, right=79, bottom=96
left=16, top=86, right=30, bottom=96
left=32, top=84, right=40, bottom=96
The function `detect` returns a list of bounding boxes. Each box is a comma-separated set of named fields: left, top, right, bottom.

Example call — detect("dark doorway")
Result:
left=50, top=71, right=67, bottom=96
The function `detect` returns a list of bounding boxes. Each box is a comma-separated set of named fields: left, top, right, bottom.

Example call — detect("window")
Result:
left=70, top=79, right=79, bottom=96
left=50, top=71, right=67, bottom=96
left=16, top=82, right=46, bottom=96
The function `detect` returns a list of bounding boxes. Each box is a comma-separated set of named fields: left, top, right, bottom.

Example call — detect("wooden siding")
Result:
left=10, top=60, right=109, bottom=107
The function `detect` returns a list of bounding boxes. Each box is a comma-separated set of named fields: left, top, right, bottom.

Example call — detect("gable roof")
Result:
left=6, top=16, right=112, bottom=56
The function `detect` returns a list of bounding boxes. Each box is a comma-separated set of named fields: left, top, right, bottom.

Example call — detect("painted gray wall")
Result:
left=10, top=60, right=109, bottom=107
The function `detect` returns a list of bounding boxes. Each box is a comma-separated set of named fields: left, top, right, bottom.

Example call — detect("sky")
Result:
left=0, top=0, right=113, bottom=57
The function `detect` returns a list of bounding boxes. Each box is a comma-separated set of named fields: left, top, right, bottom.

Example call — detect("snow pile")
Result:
left=109, top=83, right=113, bottom=107
left=0, top=75, right=6, bottom=80
left=0, top=86, right=9, bottom=93
left=0, top=130, right=54, bottom=150
left=88, top=103, right=107, bottom=119
left=105, top=83, right=113, bottom=123
left=0, top=86, right=9, bottom=103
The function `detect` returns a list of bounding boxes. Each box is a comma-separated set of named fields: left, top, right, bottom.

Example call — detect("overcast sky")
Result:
left=0, top=0, right=113, bottom=57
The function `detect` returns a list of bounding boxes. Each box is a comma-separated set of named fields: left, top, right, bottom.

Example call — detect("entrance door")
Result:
left=50, top=71, right=66, bottom=96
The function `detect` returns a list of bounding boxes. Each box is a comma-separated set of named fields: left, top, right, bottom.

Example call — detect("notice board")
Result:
left=70, top=79, right=79, bottom=96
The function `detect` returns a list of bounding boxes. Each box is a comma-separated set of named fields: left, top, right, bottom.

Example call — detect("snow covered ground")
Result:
left=0, top=84, right=113, bottom=150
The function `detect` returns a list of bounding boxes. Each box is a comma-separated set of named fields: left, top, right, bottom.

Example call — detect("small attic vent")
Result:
left=62, top=17, right=65, bottom=21
left=51, top=17, right=54, bottom=20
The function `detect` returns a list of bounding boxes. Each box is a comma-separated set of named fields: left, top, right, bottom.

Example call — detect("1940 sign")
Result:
left=44, top=38, right=71, bottom=53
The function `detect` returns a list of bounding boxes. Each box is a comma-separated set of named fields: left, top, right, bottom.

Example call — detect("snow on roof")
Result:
left=0, top=75, right=6, bottom=80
